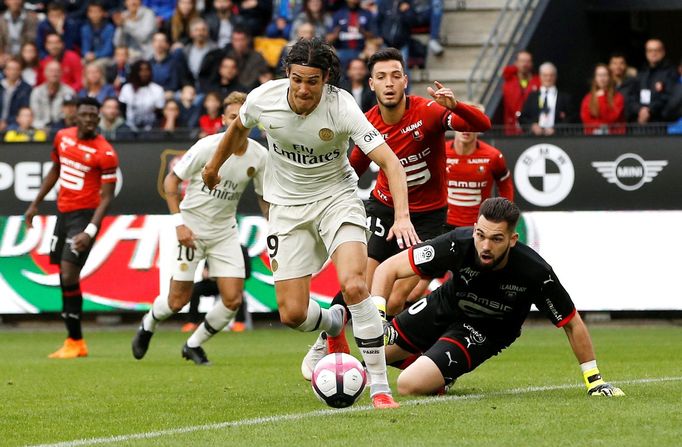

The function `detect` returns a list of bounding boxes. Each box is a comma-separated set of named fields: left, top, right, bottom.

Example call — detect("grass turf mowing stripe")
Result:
left=27, top=376, right=682, bottom=447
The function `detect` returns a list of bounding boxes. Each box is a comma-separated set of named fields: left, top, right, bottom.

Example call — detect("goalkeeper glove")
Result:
left=582, top=362, right=625, bottom=397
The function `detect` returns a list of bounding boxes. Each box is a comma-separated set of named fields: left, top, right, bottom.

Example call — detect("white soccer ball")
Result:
left=311, top=353, right=367, bottom=408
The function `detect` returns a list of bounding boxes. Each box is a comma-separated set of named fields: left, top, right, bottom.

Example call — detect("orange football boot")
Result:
left=48, top=338, right=88, bottom=359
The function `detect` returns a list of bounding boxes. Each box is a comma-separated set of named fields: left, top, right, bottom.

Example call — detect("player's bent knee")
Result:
left=220, top=291, right=243, bottom=311
left=279, top=307, right=307, bottom=329
left=396, top=357, right=446, bottom=396
left=338, top=276, right=368, bottom=304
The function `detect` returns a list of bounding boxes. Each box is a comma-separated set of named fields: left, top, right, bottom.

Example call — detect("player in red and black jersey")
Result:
left=24, top=97, right=119, bottom=359
left=444, top=130, right=514, bottom=230
left=350, top=49, right=490, bottom=318
left=373, top=198, right=624, bottom=397
left=301, top=48, right=491, bottom=377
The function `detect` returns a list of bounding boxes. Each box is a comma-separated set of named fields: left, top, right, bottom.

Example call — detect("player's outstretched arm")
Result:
left=563, top=312, right=625, bottom=397
left=427, top=81, right=491, bottom=132
left=24, top=163, right=60, bottom=229
left=371, top=250, right=419, bottom=308
left=202, top=116, right=250, bottom=190
left=164, top=172, right=196, bottom=249
left=367, top=143, right=419, bottom=249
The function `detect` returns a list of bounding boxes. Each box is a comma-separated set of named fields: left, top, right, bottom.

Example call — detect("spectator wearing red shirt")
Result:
left=501, top=50, right=540, bottom=135
left=580, top=64, right=625, bottom=135
left=37, top=32, right=83, bottom=91
left=198, top=91, right=223, bottom=137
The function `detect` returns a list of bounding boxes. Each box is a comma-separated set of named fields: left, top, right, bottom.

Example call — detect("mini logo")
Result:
left=319, top=128, right=334, bottom=141
left=412, top=245, right=435, bottom=265
left=246, top=166, right=256, bottom=177
left=179, top=263, right=189, bottom=272
left=271, top=259, right=278, bottom=272
left=514, top=144, right=574, bottom=207
left=592, top=153, right=668, bottom=191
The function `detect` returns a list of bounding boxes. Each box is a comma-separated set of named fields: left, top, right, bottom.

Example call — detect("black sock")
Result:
left=62, top=283, right=83, bottom=340
left=235, top=303, right=246, bottom=323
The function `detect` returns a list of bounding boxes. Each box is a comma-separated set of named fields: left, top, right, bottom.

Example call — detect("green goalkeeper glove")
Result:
left=583, top=365, right=625, bottom=397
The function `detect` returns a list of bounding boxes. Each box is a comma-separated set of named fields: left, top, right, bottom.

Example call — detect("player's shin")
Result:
left=295, top=299, right=345, bottom=336
left=61, top=283, right=83, bottom=340
left=186, top=301, right=237, bottom=348
left=142, top=296, right=174, bottom=332
left=348, top=298, right=392, bottom=397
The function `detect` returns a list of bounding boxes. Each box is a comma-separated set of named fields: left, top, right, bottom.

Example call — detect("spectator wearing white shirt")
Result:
left=118, top=60, right=165, bottom=131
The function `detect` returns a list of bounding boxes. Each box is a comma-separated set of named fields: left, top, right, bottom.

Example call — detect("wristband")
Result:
left=581, top=361, right=606, bottom=390
left=172, top=213, right=184, bottom=227
left=83, top=223, right=98, bottom=239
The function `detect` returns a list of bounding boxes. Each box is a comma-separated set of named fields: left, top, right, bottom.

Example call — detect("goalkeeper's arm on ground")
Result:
left=563, top=312, right=625, bottom=397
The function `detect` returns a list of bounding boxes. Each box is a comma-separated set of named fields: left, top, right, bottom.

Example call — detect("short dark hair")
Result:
left=285, top=37, right=341, bottom=86
left=609, top=52, right=627, bottom=62
left=78, top=96, right=101, bottom=110
left=479, top=198, right=520, bottom=231
left=47, top=2, right=66, bottom=12
left=88, top=0, right=105, bottom=9
left=367, top=47, right=404, bottom=76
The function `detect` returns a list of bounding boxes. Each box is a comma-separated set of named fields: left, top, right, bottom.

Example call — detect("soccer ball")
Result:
left=311, top=353, right=367, bottom=408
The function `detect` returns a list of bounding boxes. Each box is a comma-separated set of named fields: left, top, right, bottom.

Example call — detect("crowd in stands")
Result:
left=0, top=0, right=445, bottom=142
left=502, top=39, right=682, bottom=136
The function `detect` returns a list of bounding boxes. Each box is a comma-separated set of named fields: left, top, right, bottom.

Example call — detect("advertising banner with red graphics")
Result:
left=4, top=211, right=682, bottom=313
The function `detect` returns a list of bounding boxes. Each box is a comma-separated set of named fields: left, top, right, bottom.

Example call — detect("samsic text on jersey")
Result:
left=408, top=228, right=576, bottom=341
left=51, top=127, right=119, bottom=213
left=350, top=97, right=491, bottom=212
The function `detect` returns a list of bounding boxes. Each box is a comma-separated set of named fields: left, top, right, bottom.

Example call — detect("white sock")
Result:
left=348, top=297, right=390, bottom=397
left=142, top=296, right=174, bottom=332
left=187, top=301, right=237, bottom=348
left=295, top=300, right=344, bottom=336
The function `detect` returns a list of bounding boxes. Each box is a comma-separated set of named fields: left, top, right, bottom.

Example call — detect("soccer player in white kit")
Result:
left=132, top=92, right=269, bottom=365
left=202, top=38, right=418, bottom=408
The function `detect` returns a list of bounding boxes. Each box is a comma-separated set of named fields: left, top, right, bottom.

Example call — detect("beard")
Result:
left=377, top=89, right=405, bottom=109
left=474, top=244, right=511, bottom=270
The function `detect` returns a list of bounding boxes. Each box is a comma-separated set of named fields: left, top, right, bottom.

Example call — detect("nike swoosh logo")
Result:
left=269, top=124, right=284, bottom=129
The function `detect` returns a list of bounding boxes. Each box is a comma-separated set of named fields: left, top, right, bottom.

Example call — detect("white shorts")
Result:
left=267, top=188, right=368, bottom=281
left=172, top=230, right=245, bottom=281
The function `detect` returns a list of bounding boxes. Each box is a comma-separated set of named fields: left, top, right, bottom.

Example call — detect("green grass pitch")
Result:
left=1, top=324, right=681, bottom=447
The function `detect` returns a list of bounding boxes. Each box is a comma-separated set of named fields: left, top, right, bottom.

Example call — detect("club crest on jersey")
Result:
left=319, top=128, right=334, bottom=141
left=84, top=153, right=92, bottom=161
left=247, top=167, right=256, bottom=177
left=179, top=263, right=189, bottom=272
left=412, top=130, right=423, bottom=141
left=271, top=259, right=279, bottom=272
left=478, top=166, right=485, bottom=173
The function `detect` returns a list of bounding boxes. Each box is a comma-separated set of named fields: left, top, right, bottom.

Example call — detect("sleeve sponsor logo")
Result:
left=363, top=129, right=379, bottom=143
left=412, top=245, right=435, bottom=265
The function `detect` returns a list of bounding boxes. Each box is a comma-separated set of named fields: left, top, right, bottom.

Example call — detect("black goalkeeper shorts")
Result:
left=391, top=293, right=513, bottom=384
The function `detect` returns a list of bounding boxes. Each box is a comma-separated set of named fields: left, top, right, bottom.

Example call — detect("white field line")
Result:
left=27, top=376, right=682, bottom=447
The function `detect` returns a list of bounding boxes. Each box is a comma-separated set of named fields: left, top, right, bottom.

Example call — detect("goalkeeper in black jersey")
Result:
left=374, top=197, right=625, bottom=397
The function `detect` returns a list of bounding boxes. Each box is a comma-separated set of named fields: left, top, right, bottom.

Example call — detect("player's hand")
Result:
left=201, top=165, right=221, bottom=190
left=71, top=233, right=92, bottom=253
left=176, top=224, right=196, bottom=249
left=386, top=216, right=420, bottom=249
left=24, top=204, right=38, bottom=229
left=427, top=81, right=459, bottom=110
left=588, top=383, right=625, bottom=397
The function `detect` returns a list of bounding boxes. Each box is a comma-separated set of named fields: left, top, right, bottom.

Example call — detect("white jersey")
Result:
left=239, top=78, right=385, bottom=205
left=173, top=132, right=267, bottom=239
